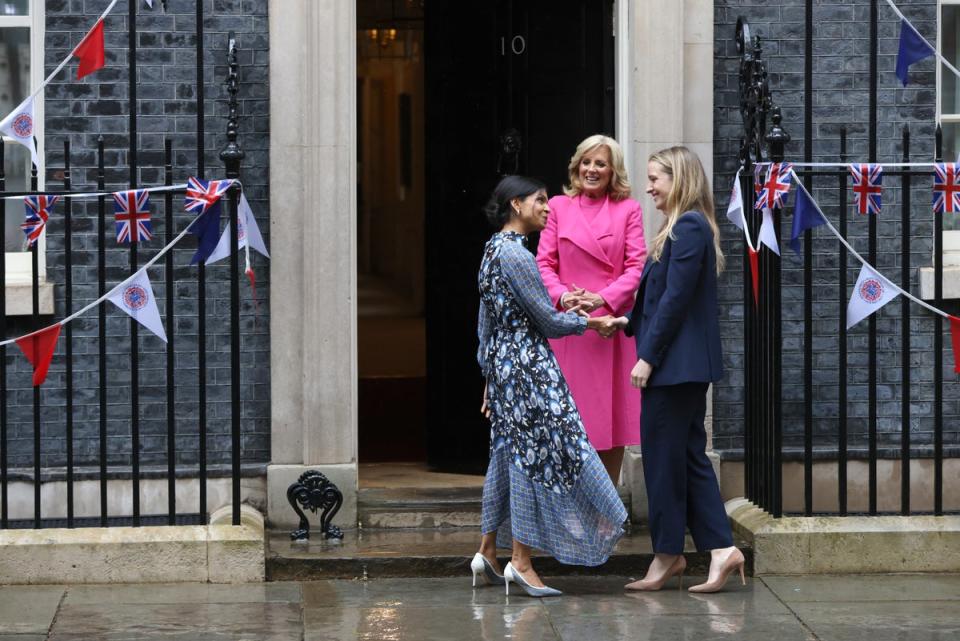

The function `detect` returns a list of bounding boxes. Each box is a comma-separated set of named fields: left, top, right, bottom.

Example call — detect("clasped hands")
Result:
left=561, top=285, right=626, bottom=339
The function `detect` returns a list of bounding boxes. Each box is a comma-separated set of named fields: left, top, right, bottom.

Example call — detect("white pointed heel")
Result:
left=503, top=562, right=562, bottom=598
left=470, top=552, right=505, bottom=587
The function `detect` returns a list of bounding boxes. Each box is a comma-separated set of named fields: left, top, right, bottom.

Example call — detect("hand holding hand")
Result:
left=592, top=315, right=626, bottom=338
left=630, top=358, right=653, bottom=389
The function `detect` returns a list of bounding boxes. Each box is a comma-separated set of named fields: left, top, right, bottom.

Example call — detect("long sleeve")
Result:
left=637, top=213, right=707, bottom=366
left=501, top=241, right=587, bottom=338
left=535, top=200, right=568, bottom=309
left=598, top=203, right=647, bottom=314
left=477, top=301, right=494, bottom=377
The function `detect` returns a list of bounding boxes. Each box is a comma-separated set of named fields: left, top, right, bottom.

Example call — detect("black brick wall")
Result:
left=2, top=0, right=270, bottom=469
left=713, top=0, right=960, bottom=457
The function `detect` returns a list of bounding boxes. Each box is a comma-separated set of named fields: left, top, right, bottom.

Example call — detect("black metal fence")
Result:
left=737, top=5, right=954, bottom=518
left=0, top=2, right=245, bottom=529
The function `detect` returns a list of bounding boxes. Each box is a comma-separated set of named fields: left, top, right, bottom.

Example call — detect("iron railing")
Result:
left=737, top=6, right=954, bottom=518
left=0, top=3, right=245, bottom=528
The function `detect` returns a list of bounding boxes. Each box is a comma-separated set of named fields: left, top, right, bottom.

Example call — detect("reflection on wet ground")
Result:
left=1, top=574, right=958, bottom=640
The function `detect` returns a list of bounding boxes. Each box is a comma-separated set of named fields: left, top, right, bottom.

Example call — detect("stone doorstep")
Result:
left=356, top=486, right=634, bottom=529
left=358, top=487, right=484, bottom=528
left=0, top=505, right=266, bottom=585
left=727, top=497, right=960, bottom=575
left=265, top=527, right=754, bottom=581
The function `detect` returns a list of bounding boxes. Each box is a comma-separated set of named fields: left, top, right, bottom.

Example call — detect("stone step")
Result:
left=357, top=486, right=633, bottom=529
left=358, top=487, right=484, bottom=528
left=266, top=527, right=753, bottom=581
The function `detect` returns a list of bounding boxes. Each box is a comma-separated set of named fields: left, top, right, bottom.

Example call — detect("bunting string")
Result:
left=23, top=0, right=120, bottom=106
left=0, top=183, right=190, bottom=202
left=0, top=207, right=203, bottom=348
left=0, top=180, right=265, bottom=349
left=886, top=0, right=960, bottom=84
left=787, top=170, right=950, bottom=320
left=756, top=162, right=946, bottom=169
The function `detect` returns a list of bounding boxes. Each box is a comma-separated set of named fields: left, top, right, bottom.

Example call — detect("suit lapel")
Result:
left=639, top=256, right=655, bottom=286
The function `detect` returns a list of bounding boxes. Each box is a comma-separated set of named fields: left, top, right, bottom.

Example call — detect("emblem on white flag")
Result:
left=0, top=95, right=39, bottom=168
left=107, top=270, right=167, bottom=343
left=726, top=169, right=744, bottom=231
left=204, top=193, right=270, bottom=265
left=757, top=208, right=780, bottom=256
left=846, top=264, right=899, bottom=329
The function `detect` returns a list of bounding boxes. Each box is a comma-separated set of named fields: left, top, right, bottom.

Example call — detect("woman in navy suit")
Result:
left=612, top=146, right=744, bottom=593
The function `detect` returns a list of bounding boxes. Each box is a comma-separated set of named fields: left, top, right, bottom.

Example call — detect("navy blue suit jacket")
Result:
left=624, top=211, right=724, bottom=387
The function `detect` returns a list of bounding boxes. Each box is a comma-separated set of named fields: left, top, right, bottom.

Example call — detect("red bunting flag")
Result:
left=949, top=315, right=960, bottom=374
left=74, top=19, right=105, bottom=79
left=15, top=324, right=62, bottom=386
left=747, top=247, right=760, bottom=308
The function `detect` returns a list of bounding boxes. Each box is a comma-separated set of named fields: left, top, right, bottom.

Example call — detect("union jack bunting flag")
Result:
left=849, top=164, right=883, bottom=215
left=184, top=176, right=235, bottom=214
left=933, top=163, right=960, bottom=214
left=754, top=162, right=793, bottom=210
left=22, top=195, right=60, bottom=247
left=113, top=189, right=153, bottom=244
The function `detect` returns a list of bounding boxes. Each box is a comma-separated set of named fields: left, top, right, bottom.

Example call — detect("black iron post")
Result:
left=128, top=0, right=141, bottom=527
left=97, top=136, right=108, bottom=526
left=220, top=32, right=246, bottom=527
left=736, top=17, right=773, bottom=510
left=196, top=0, right=208, bottom=521
left=0, top=140, right=6, bottom=529
left=165, top=139, right=176, bottom=525
left=64, top=140, right=74, bottom=527
left=838, top=128, right=848, bottom=516
left=766, top=108, right=789, bottom=518
left=30, top=163, right=40, bottom=529
left=802, top=0, right=813, bottom=516
left=901, top=126, right=912, bottom=516
left=866, top=0, right=879, bottom=516
left=934, top=125, right=944, bottom=516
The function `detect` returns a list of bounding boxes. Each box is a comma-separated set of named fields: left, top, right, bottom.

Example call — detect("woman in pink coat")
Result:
left=536, top=134, right=646, bottom=482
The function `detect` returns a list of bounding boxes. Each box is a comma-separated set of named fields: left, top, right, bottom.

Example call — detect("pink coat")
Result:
left=536, top=194, right=646, bottom=451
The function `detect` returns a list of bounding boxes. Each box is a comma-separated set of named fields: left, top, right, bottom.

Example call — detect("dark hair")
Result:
left=483, top=175, right=547, bottom=227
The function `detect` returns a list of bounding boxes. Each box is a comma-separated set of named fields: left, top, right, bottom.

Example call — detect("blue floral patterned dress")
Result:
left=477, top=231, right=627, bottom=566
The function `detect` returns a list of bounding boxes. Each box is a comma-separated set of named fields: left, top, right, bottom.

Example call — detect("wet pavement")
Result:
left=0, top=574, right=958, bottom=640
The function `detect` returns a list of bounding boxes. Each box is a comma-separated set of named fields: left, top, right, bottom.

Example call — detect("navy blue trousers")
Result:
left=641, top=382, right=733, bottom=554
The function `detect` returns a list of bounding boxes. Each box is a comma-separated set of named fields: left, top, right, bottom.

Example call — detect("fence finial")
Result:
left=220, top=31, right=245, bottom=179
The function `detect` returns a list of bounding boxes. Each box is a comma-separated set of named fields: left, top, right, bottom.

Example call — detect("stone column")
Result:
left=620, top=0, right=719, bottom=522
left=267, top=0, right=358, bottom=528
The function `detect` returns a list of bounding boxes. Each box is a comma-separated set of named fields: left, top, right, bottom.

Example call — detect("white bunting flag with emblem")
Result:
left=726, top=169, right=745, bottom=231
left=204, top=193, right=270, bottom=265
left=107, top=270, right=167, bottom=342
left=0, top=96, right=39, bottom=168
left=757, top=207, right=780, bottom=256
left=145, top=0, right=154, bottom=7
left=846, top=264, right=900, bottom=329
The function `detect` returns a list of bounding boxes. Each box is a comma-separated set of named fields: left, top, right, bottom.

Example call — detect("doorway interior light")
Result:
left=366, top=28, right=398, bottom=48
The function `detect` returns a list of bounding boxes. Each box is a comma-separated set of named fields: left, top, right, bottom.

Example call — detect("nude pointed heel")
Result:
left=624, top=555, right=686, bottom=592
left=688, top=547, right=746, bottom=594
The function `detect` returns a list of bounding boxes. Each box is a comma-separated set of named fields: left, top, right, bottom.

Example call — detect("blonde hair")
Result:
left=563, top=134, right=631, bottom=201
left=647, top=146, right=725, bottom=274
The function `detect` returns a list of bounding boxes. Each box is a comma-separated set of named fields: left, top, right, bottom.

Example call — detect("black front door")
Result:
left=424, top=0, right=615, bottom=472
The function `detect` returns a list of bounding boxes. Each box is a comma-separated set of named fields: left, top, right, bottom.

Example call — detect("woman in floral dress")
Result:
left=470, top=175, right=628, bottom=598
